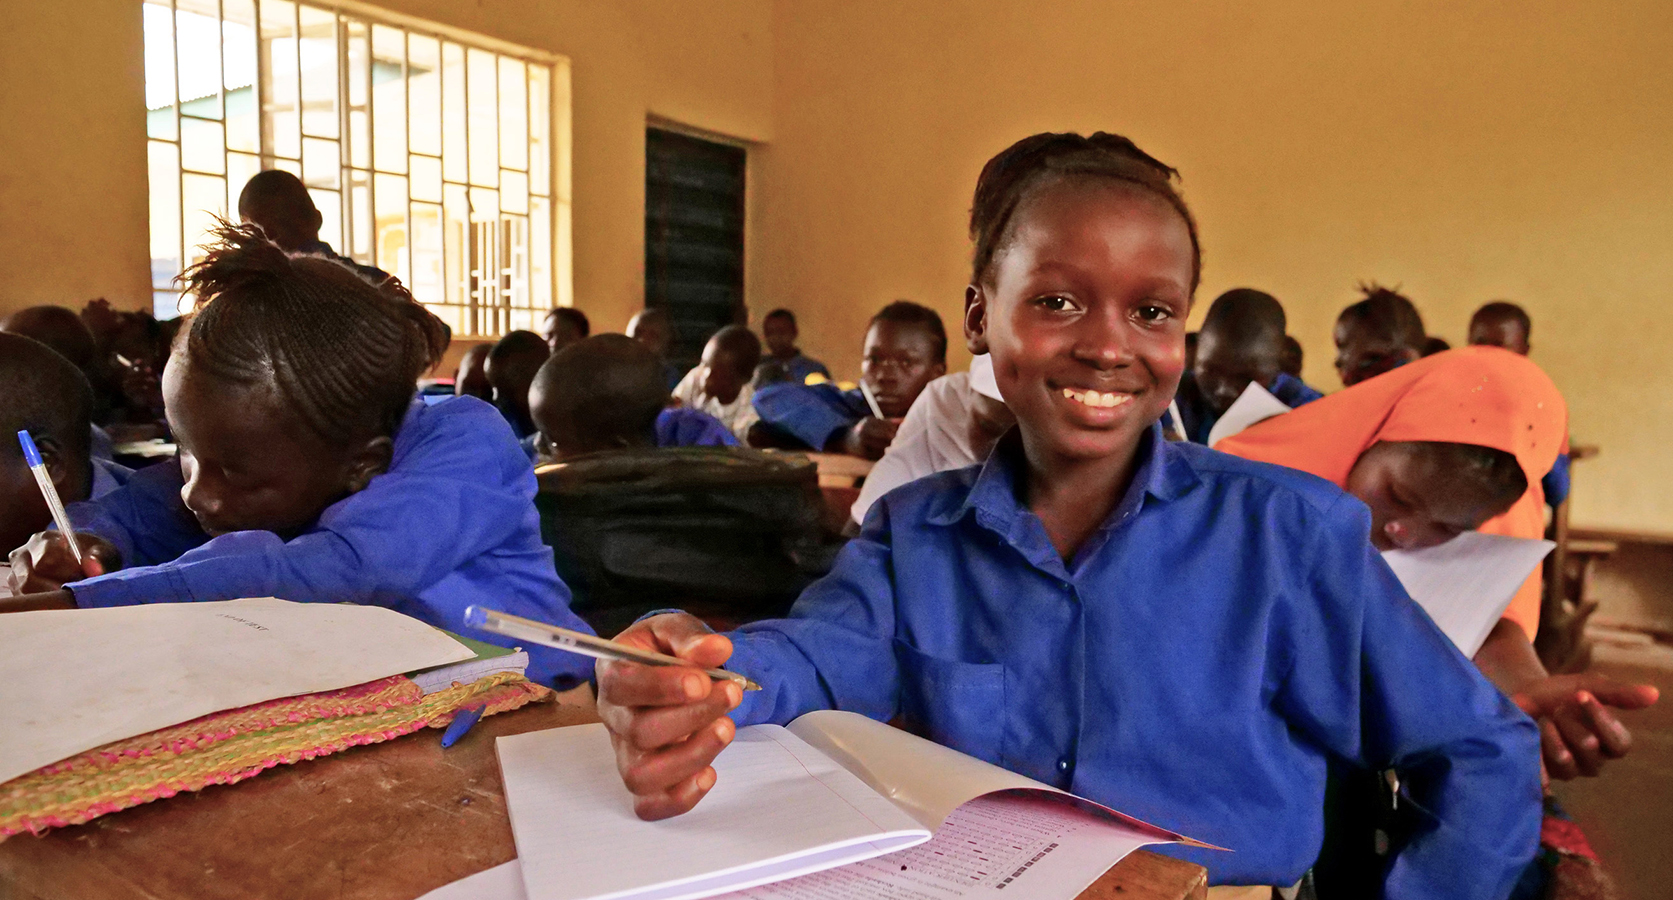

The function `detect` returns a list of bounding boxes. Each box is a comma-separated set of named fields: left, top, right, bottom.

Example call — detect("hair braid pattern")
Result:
left=179, top=222, right=450, bottom=445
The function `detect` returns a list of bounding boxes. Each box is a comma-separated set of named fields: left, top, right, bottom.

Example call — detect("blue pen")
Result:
left=17, top=430, right=84, bottom=566
left=440, top=703, right=485, bottom=749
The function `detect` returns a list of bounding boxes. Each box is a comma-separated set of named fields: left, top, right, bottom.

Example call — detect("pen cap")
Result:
left=17, top=431, right=43, bottom=468
left=462, top=605, right=489, bottom=628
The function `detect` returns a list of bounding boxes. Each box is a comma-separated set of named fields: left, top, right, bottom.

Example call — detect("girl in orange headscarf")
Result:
left=1219, top=345, right=1656, bottom=785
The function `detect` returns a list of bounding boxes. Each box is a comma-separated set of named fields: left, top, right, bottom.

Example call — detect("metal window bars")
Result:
left=144, top=0, right=557, bottom=337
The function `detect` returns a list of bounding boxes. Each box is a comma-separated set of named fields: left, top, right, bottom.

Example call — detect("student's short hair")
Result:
left=1337, top=283, right=1426, bottom=352
left=1199, top=289, right=1286, bottom=358
left=708, top=325, right=763, bottom=376
left=546, top=307, right=590, bottom=338
left=1422, top=336, right=1452, bottom=357
left=1413, top=441, right=1528, bottom=514
left=533, top=335, right=668, bottom=454
left=763, top=309, right=797, bottom=327
left=969, top=132, right=1201, bottom=292
left=237, top=169, right=317, bottom=219
left=1471, top=301, right=1531, bottom=339
left=1280, top=335, right=1304, bottom=378
left=179, top=222, right=449, bottom=446
left=0, top=333, right=94, bottom=473
left=489, top=330, right=550, bottom=367
left=0, top=306, right=97, bottom=370
left=869, top=301, right=948, bottom=363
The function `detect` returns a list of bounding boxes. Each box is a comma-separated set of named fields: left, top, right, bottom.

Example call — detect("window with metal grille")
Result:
left=143, top=0, right=567, bottom=336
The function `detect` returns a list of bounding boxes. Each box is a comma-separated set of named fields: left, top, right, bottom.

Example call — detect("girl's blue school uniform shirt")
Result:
left=721, top=426, right=1541, bottom=897
left=751, top=381, right=870, bottom=450
left=63, top=395, right=596, bottom=689
left=656, top=407, right=740, bottom=448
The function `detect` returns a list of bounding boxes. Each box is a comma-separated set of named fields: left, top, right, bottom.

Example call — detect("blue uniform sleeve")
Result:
left=65, top=400, right=596, bottom=687
left=723, top=501, right=902, bottom=726
left=752, top=383, right=866, bottom=450
left=1542, top=454, right=1571, bottom=507
left=655, top=408, right=740, bottom=448
left=1275, top=495, right=1542, bottom=900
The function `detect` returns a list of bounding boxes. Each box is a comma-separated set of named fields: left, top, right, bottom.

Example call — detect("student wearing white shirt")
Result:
left=850, top=353, right=1013, bottom=524
left=672, top=325, right=762, bottom=442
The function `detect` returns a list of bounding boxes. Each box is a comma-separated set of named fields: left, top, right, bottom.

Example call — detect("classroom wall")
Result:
left=0, top=0, right=774, bottom=366
left=753, top=0, right=1673, bottom=533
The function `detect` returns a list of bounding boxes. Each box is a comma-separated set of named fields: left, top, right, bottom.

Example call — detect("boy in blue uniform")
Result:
left=5, top=225, right=594, bottom=689
left=1177, top=288, right=1322, bottom=443
left=1333, top=284, right=1426, bottom=387
left=592, top=133, right=1541, bottom=896
left=1468, top=301, right=1571, bottom=506
left=751, top=301, right=947, bottom=459
left=752, top=309, right=831, bottom=386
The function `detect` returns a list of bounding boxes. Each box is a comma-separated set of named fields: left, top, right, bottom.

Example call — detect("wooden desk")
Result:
left=801, top=452, right=875, bottom=488
left=0, top=690, right=1206, bottom=900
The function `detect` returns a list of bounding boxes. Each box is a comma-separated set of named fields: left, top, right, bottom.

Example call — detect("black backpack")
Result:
left=536, top=448, right=843, bottom=637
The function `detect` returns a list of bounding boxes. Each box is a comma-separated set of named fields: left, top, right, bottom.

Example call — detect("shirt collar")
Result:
left=926, top=421, right=1200, bottom=532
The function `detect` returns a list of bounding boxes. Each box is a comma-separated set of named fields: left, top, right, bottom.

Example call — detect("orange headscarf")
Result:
left=1216, top=346, right=1567, bottom=641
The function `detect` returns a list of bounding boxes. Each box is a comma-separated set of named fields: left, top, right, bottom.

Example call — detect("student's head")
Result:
left=863, top=301, right=947, bottom=419
left=1468, top=301, right=1531, bottom=356
left=236, top=170, right=322, bottom=253
left=0, top=334, right=95, bottom=554
left=541, top=307, right=590, bottom=354
left=531, top=335, right=669, bottom=458
left=165, top=223, right=448, bottom=539
left=627, top=307, right=672, bottom=358
left=699, top=325, right=762, bottom=404
left=1421, top=336, right=1451, bottom=357
left=1333, top=284, right=1425, bottom=387
left=1192, top=288, right=1288, bottom=416
left=454, top=344, right=492, bottom=400
left=1345, top=441, right=1528, bottom=551
left=487, top=331, right=550, bottom=426
left=1280, top=335, right=1303, bottom=379
left=762, top=309, right=800, bottom=359
left=964, top=131, right=1200, bottom=463
left=0, top=305, right=97, bottom=372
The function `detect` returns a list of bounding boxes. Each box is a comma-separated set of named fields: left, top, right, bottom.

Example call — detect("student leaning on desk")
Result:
left=3, top=224, right=597, bottom=690
left=593, top=131, right=1542, bottom=898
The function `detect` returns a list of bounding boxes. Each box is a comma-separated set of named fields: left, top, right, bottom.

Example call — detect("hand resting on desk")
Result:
left=0, top=589, right=77, bottom=613
left=595, top=612, right=744, bottom=821
left=8, top=530, right=119, bottom=594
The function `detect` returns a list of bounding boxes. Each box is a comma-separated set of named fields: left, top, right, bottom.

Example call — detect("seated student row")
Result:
left=0, top=131, right=1653, bottom=898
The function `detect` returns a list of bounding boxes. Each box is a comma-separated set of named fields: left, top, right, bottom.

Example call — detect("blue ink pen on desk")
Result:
left=440, top=703, right=485, bottom=749
left=18, top=430, right=90, bottom=570
left=463, top=606, right=762, bottom=691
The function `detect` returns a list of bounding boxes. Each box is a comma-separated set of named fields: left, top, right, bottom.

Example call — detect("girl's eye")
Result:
left=1135, top=305, right=1173, bottom=322
left=1034, top=295, right=1075, bottom=312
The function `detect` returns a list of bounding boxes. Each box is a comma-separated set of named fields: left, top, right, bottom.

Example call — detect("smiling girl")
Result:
left=4, top=224, right=596, bottom=688
left=590, top=133, right=1541, bottom=897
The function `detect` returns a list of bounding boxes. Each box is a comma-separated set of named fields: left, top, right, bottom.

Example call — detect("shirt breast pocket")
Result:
left=893, top=639, right=1008, bottom=766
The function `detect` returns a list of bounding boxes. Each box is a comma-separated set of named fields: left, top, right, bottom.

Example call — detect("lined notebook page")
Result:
left=727, top=793, right=1164, bottom=900
left=497, top=723, right=929, bottom=900
left=1382, top=531, right=1555, bottom=655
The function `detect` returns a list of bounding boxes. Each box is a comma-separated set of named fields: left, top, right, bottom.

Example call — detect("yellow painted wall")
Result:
left=755, top=0, right=1673, bottom=532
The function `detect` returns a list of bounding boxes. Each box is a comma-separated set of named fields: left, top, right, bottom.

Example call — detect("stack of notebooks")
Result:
left=0, top=598, right=549, bottom=838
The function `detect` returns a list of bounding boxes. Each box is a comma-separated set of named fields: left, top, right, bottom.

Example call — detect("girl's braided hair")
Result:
left=178, top=222, right=449, bottom=445
left=969, top=132, right=1201, bottom=292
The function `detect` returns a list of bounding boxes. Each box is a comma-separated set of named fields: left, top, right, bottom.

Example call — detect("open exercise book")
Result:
left=494, top=711, right=1214, bottom=900
left=1382, top=531, right=1554, bottom=656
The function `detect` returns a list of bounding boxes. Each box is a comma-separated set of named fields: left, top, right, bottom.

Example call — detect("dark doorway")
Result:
left=644, top=127, right=747, bottom=371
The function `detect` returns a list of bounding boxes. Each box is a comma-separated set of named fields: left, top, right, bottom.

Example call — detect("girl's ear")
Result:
left=964, top=284, right=990, bottom=355
left=343, top=436, right=395, bottom=494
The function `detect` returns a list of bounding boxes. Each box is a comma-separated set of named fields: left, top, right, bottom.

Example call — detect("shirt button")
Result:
left=1056, top=758, right=1073, bottom=774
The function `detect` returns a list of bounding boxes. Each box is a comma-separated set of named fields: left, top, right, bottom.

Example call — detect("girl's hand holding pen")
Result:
left=595, top=613, right=743, bottom=822
left=8, top=530, right=120, bottom=594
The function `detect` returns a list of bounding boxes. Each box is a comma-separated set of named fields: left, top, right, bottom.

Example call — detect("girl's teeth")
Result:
left=1060, top=388, right=1131, bottom=409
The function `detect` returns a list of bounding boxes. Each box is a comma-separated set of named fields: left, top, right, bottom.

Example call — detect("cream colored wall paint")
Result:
left=0, top=0, right=153, bottom=313
left=756, top=0, right=1673, bottom=532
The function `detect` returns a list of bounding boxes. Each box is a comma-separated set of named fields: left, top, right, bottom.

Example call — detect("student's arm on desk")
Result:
left=1279, top=497, right=1542, bottom=900
left=1474, top=618, right=1659, bottom=780
left=0, top=589, right=77, bottom=612
left=7, top=531, right=118, bottom=594
left=598, top=507, right=906, bottom=820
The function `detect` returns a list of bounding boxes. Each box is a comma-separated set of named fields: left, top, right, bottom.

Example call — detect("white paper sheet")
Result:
left=1206, top=382, right=1293, bottom=447
left=497, top=723, right=930, bottom=900
left=421, top=862, right=529, bottom=900
left=0, top=565, right=12, bottom=600
left=0, top=597, right=473, bottom=783
left=1382, top=532, right=1555, bottom=655
left=727, top=793, right=1161, bottom=900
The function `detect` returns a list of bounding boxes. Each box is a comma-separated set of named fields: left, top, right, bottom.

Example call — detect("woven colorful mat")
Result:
left=0, top=671, right=551, bottom=839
